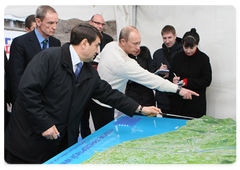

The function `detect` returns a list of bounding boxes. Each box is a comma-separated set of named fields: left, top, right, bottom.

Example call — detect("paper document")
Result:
left=154, top=69, right=169, bottom=75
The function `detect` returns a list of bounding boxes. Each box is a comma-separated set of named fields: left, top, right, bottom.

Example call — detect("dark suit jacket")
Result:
left=5, top=43, right=139, bottom=163
left=9, top=30, right=61, bottom=103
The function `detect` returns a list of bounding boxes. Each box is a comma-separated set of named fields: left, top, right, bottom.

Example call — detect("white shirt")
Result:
left=93, top=41, right=178, bottom=108
left=69, top=45, right=83, bottom=73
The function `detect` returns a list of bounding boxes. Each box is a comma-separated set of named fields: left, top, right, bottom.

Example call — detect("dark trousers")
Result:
left=90, top=100, right=114, bottom=131
left=5, top=132, right=68, bottom=164
left=5, top=149, right=31, bottom=164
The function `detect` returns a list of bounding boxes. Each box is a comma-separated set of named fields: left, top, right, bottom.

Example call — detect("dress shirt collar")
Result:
left=69, top=45, right=83, bottom=71
left=34, top=28, right=49, bottom=46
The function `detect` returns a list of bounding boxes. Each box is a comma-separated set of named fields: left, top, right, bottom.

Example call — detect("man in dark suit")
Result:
left=79, top=14, right=114, bottom=138
left=9, top=5, right=61, bottom=104
left=5, top=23, right=160, bottom=164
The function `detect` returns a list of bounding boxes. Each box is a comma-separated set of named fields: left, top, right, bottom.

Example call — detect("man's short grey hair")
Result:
left=36, top=5, right=57, bottom=21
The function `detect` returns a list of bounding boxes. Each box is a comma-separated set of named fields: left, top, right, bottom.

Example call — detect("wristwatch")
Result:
left=176, top=85, right=182, bottom=95
left=139, top=105, right=143, bottom=115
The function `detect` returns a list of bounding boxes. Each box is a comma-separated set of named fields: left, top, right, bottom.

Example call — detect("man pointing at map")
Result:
left=91, top=26, right=199, bottom=130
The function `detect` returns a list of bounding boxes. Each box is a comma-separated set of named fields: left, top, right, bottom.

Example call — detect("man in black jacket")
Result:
left=5, top=23, right=160, bottom=164
left=9, top=5, right=61, bottom=104
left=79, top=14, right=114, bottom=138
left=150, top=25, right=183, bottom=114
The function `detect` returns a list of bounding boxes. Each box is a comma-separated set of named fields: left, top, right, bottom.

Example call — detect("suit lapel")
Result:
left=28, top=31, right=59, bottom=53
left=28, top=31, right=42, bottom=54
left=49, top=37, right=55, bottom=47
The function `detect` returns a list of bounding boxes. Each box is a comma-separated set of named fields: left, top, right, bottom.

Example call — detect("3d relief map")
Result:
left=82, top=116, right=236, bottom=164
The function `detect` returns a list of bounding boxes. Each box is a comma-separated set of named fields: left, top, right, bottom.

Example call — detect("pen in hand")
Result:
left=160, top=63, right=167, bottom=70
left=173, top=73, right=180, bottom=82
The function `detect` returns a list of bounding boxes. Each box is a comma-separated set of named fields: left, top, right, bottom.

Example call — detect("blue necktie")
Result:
left=75, top=62, right=82, bottom=80
left=42, top=39, right=48, bottom=50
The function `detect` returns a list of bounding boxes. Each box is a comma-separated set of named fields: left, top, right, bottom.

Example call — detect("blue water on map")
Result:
left=44, top=115, right=187, bottom=164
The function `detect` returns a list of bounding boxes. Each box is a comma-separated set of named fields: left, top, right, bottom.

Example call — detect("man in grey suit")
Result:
left=9, top=5, right=61, bottom=104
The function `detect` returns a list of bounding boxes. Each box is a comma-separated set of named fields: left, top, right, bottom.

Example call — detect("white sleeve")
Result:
left=121, top=60, right=178, bottom=93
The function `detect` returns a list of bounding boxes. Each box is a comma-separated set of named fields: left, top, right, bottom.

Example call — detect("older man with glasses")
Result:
left=89, top=14, right=113, bottom=52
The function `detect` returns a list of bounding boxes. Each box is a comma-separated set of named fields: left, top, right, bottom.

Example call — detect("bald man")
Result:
left=91, top=26, right=199, bottom=130
left=89, top=14, right=113, bottom=51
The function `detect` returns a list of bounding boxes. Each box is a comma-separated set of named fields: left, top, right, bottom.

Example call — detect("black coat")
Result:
left=9, top=30, right=61, bottom=104
left=100, top=32, right=113, bottom=51
left=150, top=37, right=183, bottom=72
left=5, top=43, right=139, bottom=163
left=169, top=48, right=212, bottom=118
left=149, top=38, right=183, bottom=111
left=125, top=54, right=155, bottom=108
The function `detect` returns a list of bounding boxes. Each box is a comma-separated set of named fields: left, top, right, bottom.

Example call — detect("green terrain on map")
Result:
left=82, top=116, right=236, bottom=164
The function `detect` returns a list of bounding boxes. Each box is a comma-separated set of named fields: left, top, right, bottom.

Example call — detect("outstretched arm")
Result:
left=179, top=87, right=200, bottom=100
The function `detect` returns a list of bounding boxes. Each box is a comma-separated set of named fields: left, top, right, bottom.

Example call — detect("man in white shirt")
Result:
left=91, top=26, right=199, bottom=130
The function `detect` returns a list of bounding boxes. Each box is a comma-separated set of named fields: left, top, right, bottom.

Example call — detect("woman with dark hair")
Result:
left=169, top=28, right=212, bottom=118
left=125, top=46, right=155, bottom=115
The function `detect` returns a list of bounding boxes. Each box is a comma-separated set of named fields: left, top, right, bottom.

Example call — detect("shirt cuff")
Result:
left=183, top=78, right=188, bottom=86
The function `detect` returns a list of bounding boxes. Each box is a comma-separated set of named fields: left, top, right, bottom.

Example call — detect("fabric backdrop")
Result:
left=4, top=5, right=236, bottom=120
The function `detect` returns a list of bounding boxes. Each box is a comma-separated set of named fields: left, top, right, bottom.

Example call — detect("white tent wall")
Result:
left=136, top=5, right=236, bottom=120
left=114, top=5, right=136, bottom=40
left=4, top=5, right=236, bottom=120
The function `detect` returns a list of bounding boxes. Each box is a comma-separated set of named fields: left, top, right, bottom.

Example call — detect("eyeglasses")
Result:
left=91, top=20, right=105, bottom=26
